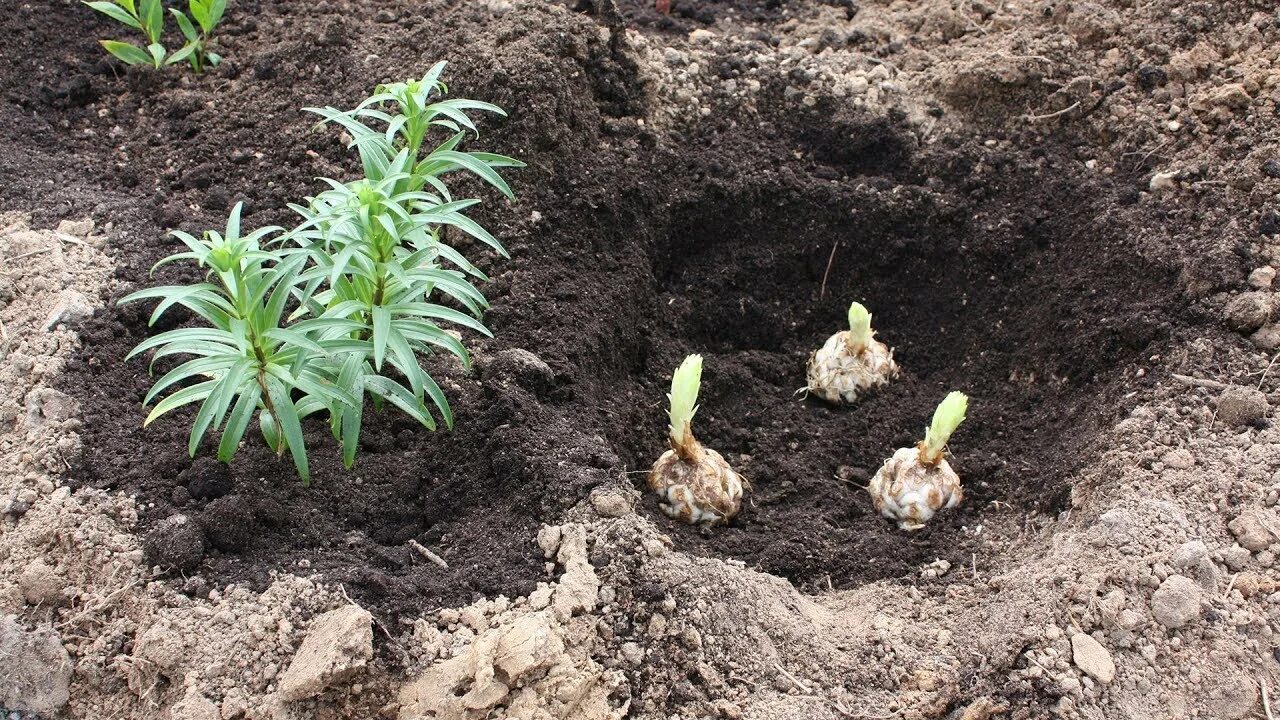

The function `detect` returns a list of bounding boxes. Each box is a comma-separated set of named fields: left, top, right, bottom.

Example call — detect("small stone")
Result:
left=41, top=289, right=94, bottom=329
left=1149, top=171, right=1178, bottom=191
left=620, top=641, right=644, bottom=666
left=1225, top=292, right=1272, bottom=333
left=487, top=348, right=554, bottom=392
left=1228, top=509, right=1277, bottom=552
left=1151, top=575, right=1201, bottom=628
left=536, top=525, right=561, bottom=559
left=589, top=488, right=632, bottom=518
left=646, top=613, right=668, bottom=638
left=1070, top=634, right=1115, bottom=683
left=641, top=538, right=667, bottom=557
left=56, top=219, right=94, bottom=237
left=1264, top=159, right=1280, bottom=179
left=277, top=605, right=374, bottom=701
left=1216, top=385, right=1268, bottom=427
left=1211, top=83, right=1251, bottom=109
left=1137, top=66, right=1167, bottom=90
left=1250, top=267, right=1277, bottom=289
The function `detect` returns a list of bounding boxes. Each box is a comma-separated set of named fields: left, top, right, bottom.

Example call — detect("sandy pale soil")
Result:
left=3, top=0, right=1280, bottom=719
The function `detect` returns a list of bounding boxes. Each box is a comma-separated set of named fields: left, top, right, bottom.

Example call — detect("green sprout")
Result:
left=84, top=0, right=226, bottom=72
left=845, top=301, right=873, bottom=355
left=920, top=391, right=968, bottom=465
left=667, top=354, right=702, bottom=452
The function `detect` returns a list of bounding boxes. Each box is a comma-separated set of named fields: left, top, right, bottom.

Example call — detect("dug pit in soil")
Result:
left=56, top=35, right=1181, bottom=620
left=608, top=131, right=1183, bottom=591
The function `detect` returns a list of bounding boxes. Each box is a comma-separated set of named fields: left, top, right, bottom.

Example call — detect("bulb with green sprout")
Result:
left=648, top=355, right=746, bottom=525
left=869, top=391, right=969, bottom=530
left=805, top=302, right=899, bottom=405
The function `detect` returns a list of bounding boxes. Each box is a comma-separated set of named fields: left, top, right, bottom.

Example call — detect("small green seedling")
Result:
left=169, top=0, right=227, bottom=73
left=84, top=0, right=225, bottom=72
left=648, top=354, right=746, bottom=526
left=868, top=391, right=970, bottom=531
left=804, top=300, right=899, bottom=405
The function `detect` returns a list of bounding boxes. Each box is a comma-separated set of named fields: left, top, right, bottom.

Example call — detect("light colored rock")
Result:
left=494, top=612, right=563, bottom=680
left=42, top=288, right=95, bottom=329
left=1172, top=541, right=1209, bottom=568
left=1070, top=633, right=1115, bottom=683
left=24, top=387, right=79, bottom=428
left=1151, top=575, right=1201, bottom=628
left=1229, top=509, right=1277, bottom=552
left=537, top=524, right=562, bottom=559
left=56, top=218, right=94, bottom=237
left=0, top=615, right=72, bottom=716
left=1149, top=171, right=1178, bottom=191
left=397, top=607, right=613, bottom=720
left=1161, top=448, right=1195, bottom=470
left=1250, top=266, right=1276, bottom=289
left=278, top=605, right=374, bottom=701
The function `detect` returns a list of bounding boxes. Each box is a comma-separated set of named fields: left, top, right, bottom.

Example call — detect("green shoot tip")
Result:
left=922, top=391, right=968, bottom=462
left=667, top=354, right=703, bottom=448
left=846, top=302, right=873, bottom=353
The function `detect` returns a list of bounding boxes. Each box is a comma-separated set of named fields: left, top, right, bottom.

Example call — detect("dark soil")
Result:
left=0, top=0, right=1195, bottom=620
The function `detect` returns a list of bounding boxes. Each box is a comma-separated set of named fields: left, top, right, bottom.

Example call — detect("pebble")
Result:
left=1223, top=545, right=1252, bottom=571
left=18, top=560, right=67, bottom=607
left=1151, top=575, right=1201, bottom=628
left=1149, top=171, right=1178, bottom=191
left=1250, top=267, right=1277, bottom=289
left=1228, top=509, right=1277, bottom=551
left=1070, top=634, right=1116, bottom=683
left=277, top=605, right=374, bottom=701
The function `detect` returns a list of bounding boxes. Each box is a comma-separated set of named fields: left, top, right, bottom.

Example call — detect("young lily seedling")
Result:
left=868, top=391, right=968, bottom=530
left=805, top=301, right=899, bottom=405
left=648, top=355, right=746, bottom=525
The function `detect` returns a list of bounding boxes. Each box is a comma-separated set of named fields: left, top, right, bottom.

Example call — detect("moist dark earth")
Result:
left=0, top=0, right=1206, bottom=621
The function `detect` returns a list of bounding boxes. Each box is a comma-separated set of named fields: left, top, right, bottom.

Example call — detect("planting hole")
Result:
left=65, top=100, right=1179, bottom=618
